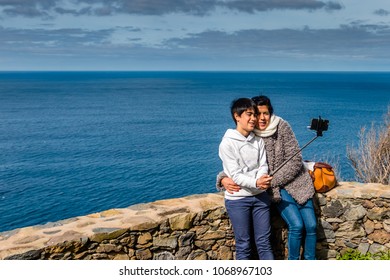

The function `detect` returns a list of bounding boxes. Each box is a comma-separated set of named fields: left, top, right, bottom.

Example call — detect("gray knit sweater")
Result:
left=262, top=119, right=315, bottom=205
left=216, top=118, right=315, bottom=205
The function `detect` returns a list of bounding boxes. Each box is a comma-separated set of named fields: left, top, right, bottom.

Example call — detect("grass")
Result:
left=347, top=107, right=390, bottom=185
left=337, top=249, right=390, bottom=260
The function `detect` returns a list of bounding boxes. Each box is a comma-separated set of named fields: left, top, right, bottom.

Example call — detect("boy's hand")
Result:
left=256, top=175, right=273, bottom=190
left=221, top=177, right=241, bottom=194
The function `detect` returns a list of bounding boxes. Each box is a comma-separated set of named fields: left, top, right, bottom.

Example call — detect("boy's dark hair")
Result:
left=251, top=95, right=274, bottom=116
left=230, top=98, right=258, bottom=124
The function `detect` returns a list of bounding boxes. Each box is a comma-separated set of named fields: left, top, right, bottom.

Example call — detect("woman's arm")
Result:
left=216, top=171, right=241, bottom=193
left=218, top=174, right=271, bottom=193
left=222, top=177, right=241, bottom=193
left=271, top=121, right=304, bottom=188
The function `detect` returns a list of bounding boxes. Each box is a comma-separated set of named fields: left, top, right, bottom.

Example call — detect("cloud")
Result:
left=0, top=0, right=58, bottom=17
left=221, top=0, right=342, bottom=13
left=54, top=7, right=93, bottom=16
left=0, top=26, right=114, bottom=52
left=374, top=9, right=390, bottom=16
left=1, top=22, right=390, bottom=70
left=163, top=22, right=390, bottom=59
left=3, top=20, right=389, bottom=62
left=0, top=1, right=387, bottom=70
left=0, top=0, right=343, bottom=18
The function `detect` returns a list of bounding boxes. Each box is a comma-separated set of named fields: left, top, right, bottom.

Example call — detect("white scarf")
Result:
left=254, top=115, right=281, bottom=137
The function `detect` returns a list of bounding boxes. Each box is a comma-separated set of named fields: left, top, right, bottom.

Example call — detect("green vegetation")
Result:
left=337, top=249, right=390, bottom=260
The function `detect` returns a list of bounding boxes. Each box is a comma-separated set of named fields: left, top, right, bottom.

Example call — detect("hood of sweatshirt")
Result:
left=222, top=128, right=255, bottom=142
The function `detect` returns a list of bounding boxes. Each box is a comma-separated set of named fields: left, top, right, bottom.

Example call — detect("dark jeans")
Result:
left=276, top=189, right=317, bottom=260
left=225, top=192, right=274, bottom=260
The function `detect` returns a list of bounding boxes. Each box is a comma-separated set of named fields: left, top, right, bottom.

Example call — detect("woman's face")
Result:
left=257, top=105, right=271, bottom=131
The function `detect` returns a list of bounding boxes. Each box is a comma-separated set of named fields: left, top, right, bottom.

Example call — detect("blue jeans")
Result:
left=225, top=192, right=274, bottom=260
left=276, top=189, right=317, bottom=260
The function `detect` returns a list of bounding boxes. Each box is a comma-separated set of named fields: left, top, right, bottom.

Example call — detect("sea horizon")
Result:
left=1, top=70, right=390, bottom=72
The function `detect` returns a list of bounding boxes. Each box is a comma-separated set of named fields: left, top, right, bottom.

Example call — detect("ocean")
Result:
left=0, top=71, right=389, bottom=233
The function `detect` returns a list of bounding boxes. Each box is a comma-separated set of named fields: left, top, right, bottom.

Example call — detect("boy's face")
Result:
left=235, top=108, right=257, bottom=136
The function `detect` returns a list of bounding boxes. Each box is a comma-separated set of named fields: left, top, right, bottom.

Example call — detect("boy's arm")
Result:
left=256, top=138, right=269, bottom=179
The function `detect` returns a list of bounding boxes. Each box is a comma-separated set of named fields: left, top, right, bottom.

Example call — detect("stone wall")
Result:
left=0, top=182, right=389, bottom=260
left=314, top=182, right=390, bottom=259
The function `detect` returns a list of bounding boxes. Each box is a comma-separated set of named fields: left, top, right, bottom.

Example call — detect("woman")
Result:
left=218, top=95, right=317, bottom=260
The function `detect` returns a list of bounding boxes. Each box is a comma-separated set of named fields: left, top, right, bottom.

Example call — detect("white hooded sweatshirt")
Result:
left=219, top=128, right=268, bottom=200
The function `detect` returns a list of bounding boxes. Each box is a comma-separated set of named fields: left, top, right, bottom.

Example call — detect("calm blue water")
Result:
left=0, top=71, right=389, bottom=233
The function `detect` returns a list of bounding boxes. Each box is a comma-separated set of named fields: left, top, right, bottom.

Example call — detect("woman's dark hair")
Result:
left=251, top=95, right=274, bottom=116
left=230, top=98, right=258, bottom=124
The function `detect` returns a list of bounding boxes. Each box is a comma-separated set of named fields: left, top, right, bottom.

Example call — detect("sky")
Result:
left=1, top=0, right=390, bottom=71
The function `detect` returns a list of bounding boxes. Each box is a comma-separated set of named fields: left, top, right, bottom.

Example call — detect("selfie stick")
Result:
left=269, top=135, right=319, bottom=176
left=269, top=117, right=328, bottom=177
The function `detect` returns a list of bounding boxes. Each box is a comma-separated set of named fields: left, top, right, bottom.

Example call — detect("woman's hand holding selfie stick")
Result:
left=269, top=116, right=329, bottom=176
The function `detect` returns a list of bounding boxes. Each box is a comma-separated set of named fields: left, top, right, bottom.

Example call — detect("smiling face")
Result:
left=256, top=105, right=271, bottom=131
left=235, top=108, right=257, bottom=136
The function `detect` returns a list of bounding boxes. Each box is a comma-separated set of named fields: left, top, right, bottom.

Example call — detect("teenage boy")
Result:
left=219, top=97, right=274, bottom=260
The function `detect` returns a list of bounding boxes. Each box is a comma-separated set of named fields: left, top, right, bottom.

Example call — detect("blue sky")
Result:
left=1, top=0, right=390, bottom=71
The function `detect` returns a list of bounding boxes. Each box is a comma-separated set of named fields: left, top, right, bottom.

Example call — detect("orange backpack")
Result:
left=308, top=162, right=338, bottom=193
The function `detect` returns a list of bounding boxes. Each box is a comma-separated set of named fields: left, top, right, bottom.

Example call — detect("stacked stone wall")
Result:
left=0, top=182, right=389, bottom=260
left=314, top=182, right=390, bottom=259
